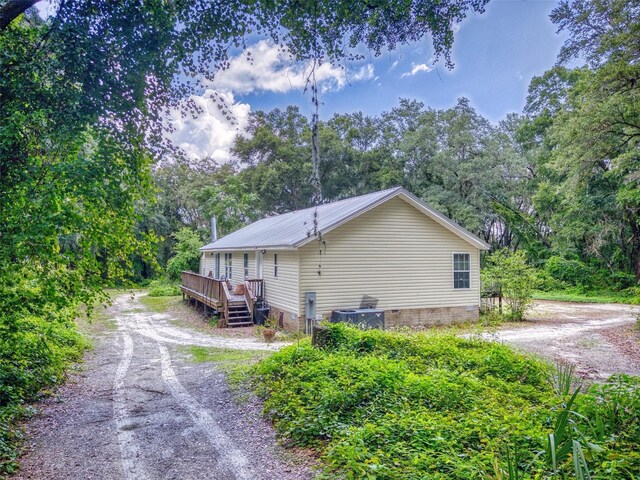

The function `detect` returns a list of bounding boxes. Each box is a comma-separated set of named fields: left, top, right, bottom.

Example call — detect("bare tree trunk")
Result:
left=628, top=209, right=640, bottom=282
left=0, top=0, right=40, bottom=31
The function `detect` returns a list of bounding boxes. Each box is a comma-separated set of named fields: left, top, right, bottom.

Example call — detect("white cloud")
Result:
left=389, top=60, right=400, bottom=71
left=401, top=63, right=434, bottom=78
left=167, top=90, right=250, bottom=163
left=352, top=64, right=375, bottom=81
left=210, top=41, right=351, bottom=94
left=168, top=41, right=375, bottom=162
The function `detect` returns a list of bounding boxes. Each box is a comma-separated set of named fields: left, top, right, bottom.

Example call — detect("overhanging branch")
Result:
left=0, top=0, right=40, bottom=32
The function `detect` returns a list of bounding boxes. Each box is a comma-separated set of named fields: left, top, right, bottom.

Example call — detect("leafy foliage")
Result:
left=482, top=249, right=539, bottom=320
left=254, top=324, right=640, bottom=479
left=166, top=228, right=204, bottom=280
left=147, top=279, right=181, bottom=297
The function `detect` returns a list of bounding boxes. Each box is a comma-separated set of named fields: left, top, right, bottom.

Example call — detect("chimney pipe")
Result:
left=210, top=217, right=218, bottom=242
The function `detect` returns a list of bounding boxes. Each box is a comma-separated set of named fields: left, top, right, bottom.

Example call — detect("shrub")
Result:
left=544, top=256, right=594, bottom=288
left=165, top=228, right=203, bottom=280
left=482, top=249, right=539, bottom=320
left=147, top=279, right=180, bottom=297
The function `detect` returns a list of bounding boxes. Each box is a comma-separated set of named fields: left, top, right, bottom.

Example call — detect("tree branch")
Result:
left=0, top=0, right=40, bottom=32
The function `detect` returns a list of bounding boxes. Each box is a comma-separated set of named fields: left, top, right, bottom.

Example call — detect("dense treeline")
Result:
left=143, top=0, right=640, bottom=292
left=148, top=73, right=639, bottom=292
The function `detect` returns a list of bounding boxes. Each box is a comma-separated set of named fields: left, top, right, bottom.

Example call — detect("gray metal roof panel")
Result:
left=200, top=186, right=490, bottom=251
left=200, top=187, right=401, bottom=251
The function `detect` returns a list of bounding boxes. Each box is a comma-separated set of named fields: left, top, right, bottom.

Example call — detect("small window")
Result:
left=243, top=253, right=249, bottom=278
left=453, top=253, right=471, bottom=289
left=274, top=253, right=278, bottom=278
left=224, top=252, right=232, bottom=279
left=215, top=253, right=220, bottom=279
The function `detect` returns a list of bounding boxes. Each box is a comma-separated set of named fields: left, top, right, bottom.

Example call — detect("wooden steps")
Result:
left=227, top=301, right=253, bottom=327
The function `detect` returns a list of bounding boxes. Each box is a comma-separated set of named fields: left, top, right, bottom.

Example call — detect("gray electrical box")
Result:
left=304, top=292, right=316, bottom=320
left=304, top=292, right=317, bottom=335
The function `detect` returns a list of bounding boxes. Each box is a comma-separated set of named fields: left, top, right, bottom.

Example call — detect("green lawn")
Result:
left=182, top=345, right=269, bottom=363
left=139, top=294, right=182, bottom=312
left=533, top=290, right=640, bottom=305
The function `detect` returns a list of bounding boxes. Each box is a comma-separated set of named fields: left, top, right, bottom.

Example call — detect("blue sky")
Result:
left=244, top=0, right=566, bottom=123
left=165, top=0, right=568, bottom=161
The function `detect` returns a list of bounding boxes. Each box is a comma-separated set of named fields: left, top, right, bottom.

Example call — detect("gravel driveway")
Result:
left=489, top=301, right=640, bottom=380
left=13, top=293, right=312, bottom=480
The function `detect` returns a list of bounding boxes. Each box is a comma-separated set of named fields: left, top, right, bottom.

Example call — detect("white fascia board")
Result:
left=199, top=245, right=298, bottom=252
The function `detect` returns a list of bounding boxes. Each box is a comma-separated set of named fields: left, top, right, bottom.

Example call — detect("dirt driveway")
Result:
left=490, top=301, right=640, bottom=380
left=13, top=293, right=312, bottom=480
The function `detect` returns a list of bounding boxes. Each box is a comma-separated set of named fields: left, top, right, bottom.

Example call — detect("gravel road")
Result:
left=488, top=300, right=640, bottom=379
left=13, top=293, right=313, bottom=480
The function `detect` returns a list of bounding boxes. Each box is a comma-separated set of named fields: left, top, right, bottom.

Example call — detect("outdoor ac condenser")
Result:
left=330, top=308, right=384, bottom=329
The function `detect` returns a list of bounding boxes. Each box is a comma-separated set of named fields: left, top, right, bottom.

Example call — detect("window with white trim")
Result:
left=274, top=253, right=278, bottom=278
left=243, top=253, right=249, bottom=278
left=453, top=253, right=471, bottom=289
left=215, top=253, right=220, bottom=279
left=224, top=252, right=232, bottom=279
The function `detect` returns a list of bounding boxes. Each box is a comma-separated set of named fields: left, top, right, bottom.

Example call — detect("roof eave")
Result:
left=200, top=244, right=298, bottom=252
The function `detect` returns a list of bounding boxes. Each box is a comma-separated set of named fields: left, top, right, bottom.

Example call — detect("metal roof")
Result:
left=200, top=187, right=490, bottom=251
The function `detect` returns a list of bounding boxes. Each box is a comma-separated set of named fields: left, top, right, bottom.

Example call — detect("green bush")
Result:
left=544, top=256, right=594, bottom=288
left=253, top=324, right=640, bottom=479
left=0, top=311, right=88, bottom=474
left=482, top=249, right=539, bottom=320
left=147, top=279, right=181, bottom=297
left=165, top=228, right=202, bottom=280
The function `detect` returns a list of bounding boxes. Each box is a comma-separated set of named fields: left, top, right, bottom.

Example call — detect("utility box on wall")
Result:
left=304, top=292, right=317, bottom=334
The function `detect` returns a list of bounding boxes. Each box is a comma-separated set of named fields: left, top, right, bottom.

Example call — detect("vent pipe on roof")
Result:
left=210, top=217, right=217, bottom=242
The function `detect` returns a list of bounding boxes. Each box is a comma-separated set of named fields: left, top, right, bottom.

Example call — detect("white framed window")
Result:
left=453, top=253, right=471, bottom=289
left=215, top=253, right=220, bottom=279
left=224, top=252, right=232, bottom=279
left=274, top=253, right=278, bottom=278
left=243, top=253, right=249, bottom=278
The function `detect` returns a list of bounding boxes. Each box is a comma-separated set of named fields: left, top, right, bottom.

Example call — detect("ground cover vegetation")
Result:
left=253, top=324, right=640, bottom=479
left=0, top=0, right=491, bottom=472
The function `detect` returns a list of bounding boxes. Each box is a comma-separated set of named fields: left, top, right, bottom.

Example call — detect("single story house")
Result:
left=196, top=187, right=490, bottom=331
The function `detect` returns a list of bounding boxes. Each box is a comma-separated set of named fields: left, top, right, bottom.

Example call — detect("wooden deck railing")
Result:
left=181, top=271, right=224, bottom=302
left=220, top=280, right=232, bottom=327
left=243, top=279, right=264, bottom=316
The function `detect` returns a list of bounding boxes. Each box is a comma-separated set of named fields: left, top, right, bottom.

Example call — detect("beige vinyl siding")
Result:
left=200, top=252, right=216, bottom=277
left=299, top=196, right=481, bottom=316
left=229, top=251, right=257, bottom=284
left=262, top=250, right=299, bottom=316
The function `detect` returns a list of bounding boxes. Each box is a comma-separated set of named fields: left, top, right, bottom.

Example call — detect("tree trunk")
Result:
left=0, top=0, right=40, bottom=31
left=627, top=208, right=640, bottom=282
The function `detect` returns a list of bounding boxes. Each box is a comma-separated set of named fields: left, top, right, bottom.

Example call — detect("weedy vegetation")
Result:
left=252, top=323, right=640, bottom=479
left=147, top=279, right=181, bottom=297
left=139, top=294, right=181, bottom=313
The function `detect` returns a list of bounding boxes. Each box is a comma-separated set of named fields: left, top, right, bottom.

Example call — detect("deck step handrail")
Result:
left=220, top=280, right=233, bottom=327
left=244, top=279, right=264, bottom=318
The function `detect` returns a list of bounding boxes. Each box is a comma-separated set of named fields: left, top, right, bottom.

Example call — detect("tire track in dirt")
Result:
left=157, top=343, right=254, bottom=480
left=113, top=331, right=150, bottom=480
left=14, top=293, right=313, bottom=480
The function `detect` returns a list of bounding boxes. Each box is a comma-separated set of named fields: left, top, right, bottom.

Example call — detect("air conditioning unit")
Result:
left=330, top=308, right=385, bottom=329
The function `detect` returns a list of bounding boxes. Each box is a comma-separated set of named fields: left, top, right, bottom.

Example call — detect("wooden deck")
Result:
left=180, top=272, right=264, bottom=327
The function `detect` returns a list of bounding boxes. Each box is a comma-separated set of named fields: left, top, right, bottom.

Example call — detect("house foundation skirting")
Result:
left=384, top=305, right=479, bottom=328
left=272, top=305, right=480, bottom=332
